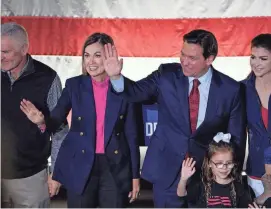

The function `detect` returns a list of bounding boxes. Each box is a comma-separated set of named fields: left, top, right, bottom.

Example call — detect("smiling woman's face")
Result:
left=250, top=46, right=271, bottom=78
left=83, top=42, right=107, bottom=80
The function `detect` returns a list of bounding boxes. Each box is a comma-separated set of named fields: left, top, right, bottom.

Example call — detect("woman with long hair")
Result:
left=243, top=34, right=271, bottom=198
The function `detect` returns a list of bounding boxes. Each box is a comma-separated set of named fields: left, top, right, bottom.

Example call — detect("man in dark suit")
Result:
left=103, top=29, right=246, bottom=207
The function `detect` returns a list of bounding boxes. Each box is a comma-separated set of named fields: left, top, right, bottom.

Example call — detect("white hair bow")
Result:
left=213, top=132, right=231, bottom=143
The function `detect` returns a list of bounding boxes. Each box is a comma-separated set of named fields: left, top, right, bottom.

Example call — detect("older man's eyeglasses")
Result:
left=211, top=160, right=235, bottom=169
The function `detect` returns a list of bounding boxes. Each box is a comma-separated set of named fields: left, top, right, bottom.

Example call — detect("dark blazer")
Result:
left=117, top=63, right=246, bottom=189
left=242, top=73, right=271, bottom=177
left=50, top=75, right=140, bottom=195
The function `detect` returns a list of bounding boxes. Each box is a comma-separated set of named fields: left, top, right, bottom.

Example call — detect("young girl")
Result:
left=177, top=132, right=252, bottom=208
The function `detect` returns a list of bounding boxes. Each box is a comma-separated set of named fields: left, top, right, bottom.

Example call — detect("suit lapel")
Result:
left=174, top=69, right=191, bottom=135
left=192, top=69, right=220, bottom=136
left=247, top=74, right=268, bottom=132
left=104, top=85, right=123, bottom=147
left=80, top=76, right=96, bottom=147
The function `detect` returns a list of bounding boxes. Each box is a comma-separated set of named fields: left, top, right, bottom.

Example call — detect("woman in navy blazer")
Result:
left=243, top=34, right=271, bottom=198
left=20, top=33, right=140, bottom=208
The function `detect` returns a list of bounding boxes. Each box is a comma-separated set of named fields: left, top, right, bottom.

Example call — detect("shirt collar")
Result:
left=188, top=67, right=213, bottom=85
left=92, top=76, right=109, bottom=88
left=4, top=55, right=30, bottom=81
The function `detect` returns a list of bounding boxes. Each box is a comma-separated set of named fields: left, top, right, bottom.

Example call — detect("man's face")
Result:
left=1, top=36, right=26, bottom=72
left=180, top=41, right=214, bottom=78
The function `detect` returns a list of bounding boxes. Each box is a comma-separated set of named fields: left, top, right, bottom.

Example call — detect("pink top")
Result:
left=250, top=106, right=269, bottom=180
left=92, top=77, right=109, bottom=154
left=262, top=106, right=268, bottom=129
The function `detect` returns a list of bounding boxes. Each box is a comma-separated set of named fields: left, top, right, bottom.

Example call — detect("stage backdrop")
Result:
left=2, top=0, right=271, bottom=147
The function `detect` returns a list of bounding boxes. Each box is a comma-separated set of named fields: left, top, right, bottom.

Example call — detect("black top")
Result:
left=1, top=55, right=57, bottom=179
left=263, top=198, right=271, bottom=208
left=180, top=180, right=253, bottom=208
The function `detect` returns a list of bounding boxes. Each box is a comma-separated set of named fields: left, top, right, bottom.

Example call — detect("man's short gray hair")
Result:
left=1, top=22, right=29, bottom=46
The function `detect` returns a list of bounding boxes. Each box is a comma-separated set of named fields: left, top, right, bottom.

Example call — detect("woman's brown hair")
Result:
left=81, top=32, right=114, bottom=75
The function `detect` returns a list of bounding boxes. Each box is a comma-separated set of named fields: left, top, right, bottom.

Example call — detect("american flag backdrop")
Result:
left=2, top=0, right=271, bottom=169
left=2, top=0, right=271, bottom=85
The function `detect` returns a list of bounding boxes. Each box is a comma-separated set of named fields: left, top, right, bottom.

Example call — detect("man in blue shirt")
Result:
left=103, top=29, right=246, bottom=208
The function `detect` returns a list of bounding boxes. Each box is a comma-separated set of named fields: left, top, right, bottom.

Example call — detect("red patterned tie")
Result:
left=189, top=79, right=200, bottom=133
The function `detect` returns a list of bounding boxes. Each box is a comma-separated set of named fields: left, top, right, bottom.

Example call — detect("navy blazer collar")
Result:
left=176, top=65, right=221, bottom=87
left=80, top=75, right=123, bottom=148
left=245, top=72, right=271, bottom=135
left=243, top=72, right=256, bottom=88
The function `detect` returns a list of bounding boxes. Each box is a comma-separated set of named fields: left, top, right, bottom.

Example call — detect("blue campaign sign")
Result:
left=142, top=104, right=158, bottom=146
